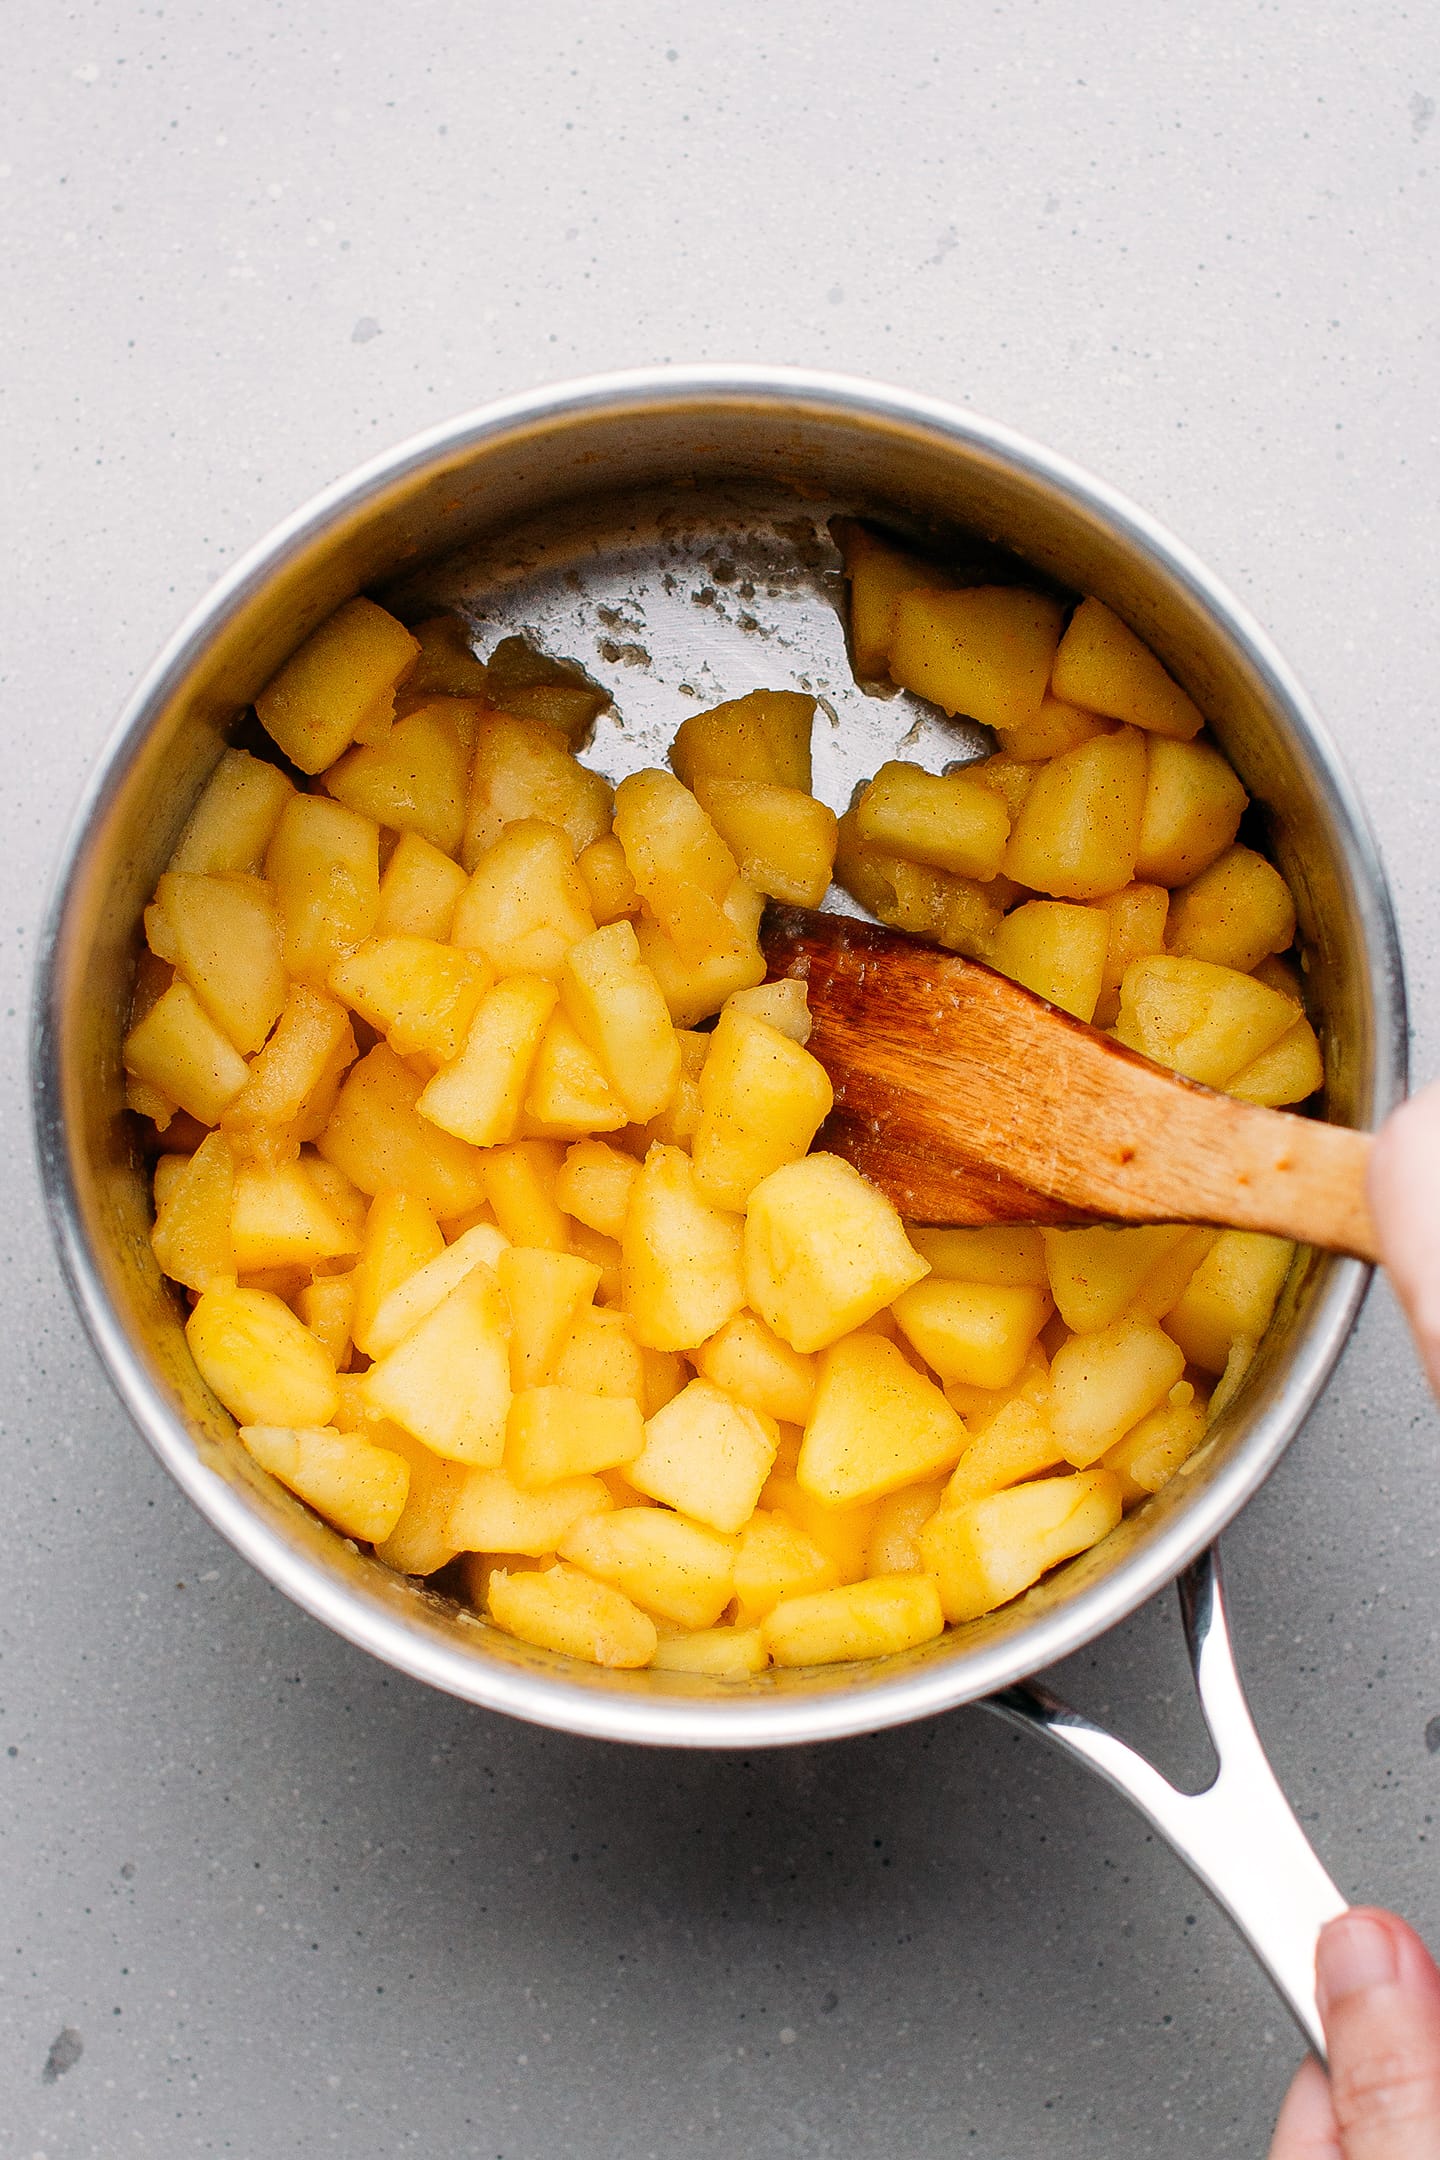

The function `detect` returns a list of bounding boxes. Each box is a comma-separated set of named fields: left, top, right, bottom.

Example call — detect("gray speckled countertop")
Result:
left=5, top=6, right=1440, bottom=2153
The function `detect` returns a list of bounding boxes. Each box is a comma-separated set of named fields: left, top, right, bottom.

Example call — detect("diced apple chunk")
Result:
left=505, top=1387, right=644, bottom=1488
left=627, top=1378, right=779, bottom=1533
left=150, top=1130, right=237, bottom=1292
left=744, top=1153, right=929, bottom=1354
left=417, top=974, right=558, bottom=1147
left=649, top=1627, right=769, bottom=1677
left=1002, top=727, right=1148, bottom=900
left=149, top=872, right=287, bottom=1055
left=834, top=521, right=942, bottom=680
left=691, top=776, right=838, bottom=907
left=890, top=1279, right=1051, bottom=1390
left=558, top=1508, right=736, bottom=1628
left=450, top=1467, right=613, bottom=1554
left=762, top=1574, right=944, bottom=1665
left=169, top=748, right=294, bottom=877
left=462, top=712, right=613, bottom=871
left=265, top=794, right=380, bottom=986
left=799, top=1333, right=967, bottom=1506
left=855, top=761, right=1011, bottom=880
left=452, top=819, right=597, bottom=979
left=987, top=899, right=1109, bottom=1021
left=691, top=1008, right=833, bottom=1212
left=1162, top=1231, right=1294, bottom=1374
left=255, top=596, right=420, bottom=774
left=361, top=1265, right=511, bottom=1465
left=324, top=705, right=470, bottom=857
left=1166, top=844, right=1297, bottom=973
left=329, top=937, right=491, bottom=1066
left=1050, top=598, right=1203, bottom=740
left=865, top=1482, right=947, bottom=1574
left=920, top=1471, right=1123, bottom=1623
left=375, top=829, right=469, bottom=942
left=239, top=1423, right=410, bottom=1544
left=124, top=981, right=251, bottom=1126
left=555, top=1139, right=639, bottom=1242
left=889, top=586, right=1065, bottom=732
left=940, top=1397, right=1066, bottom=1511
left=908, top=1225, right=1048, bottom=1287
left=1115, top=955, right=1297, bottom=1087
left=561, top=919, right=681, bottom=1122
left=1047, top=1317, right=1187, bottom=1467
left=621, top=1144, right=745, bottom=1352
left=187, top=1286, right=339, bottom=1428
left=486, top=1561, right=656, bottom=1669
left=694, top=1311, right=817, bottom=1426
left=669, top=688, right=815, bottom=793
left=318, top=1044, right=491, bottom=1217
left=1134, top=737, right=1247, bottom=886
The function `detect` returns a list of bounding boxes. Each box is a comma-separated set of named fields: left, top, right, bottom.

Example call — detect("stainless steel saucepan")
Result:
left=32, top=367, right=1406, bottom=2058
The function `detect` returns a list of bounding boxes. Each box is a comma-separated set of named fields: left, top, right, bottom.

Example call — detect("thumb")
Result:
left=1317, top=1909, right=1440, bottom=2158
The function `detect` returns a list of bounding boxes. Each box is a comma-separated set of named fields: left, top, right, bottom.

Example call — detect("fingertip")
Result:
left=1268, top=2054, right=1340, bottom=2160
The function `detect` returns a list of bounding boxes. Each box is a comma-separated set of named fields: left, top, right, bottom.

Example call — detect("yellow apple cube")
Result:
left=743, top=1152, right=929, bottom=1354
left=361, top=1265, right=511, bottom=1465
left=1048, top=1317, right=1187, bottom=1467
left=230, top=1157, right=362, bottom=1274
left=522, top=1011, right=627, bottom=1137
left=669, top=688, right=815, bottom=793
left=621, top=1144, right=745, bottom=1351
left=169, top=747, right=295, bottom=877
left=865, top=1482, right=947, bottom=1574
left=854, top=761, right=1011, bottom=880
left=369, top=1424, right=471, bottom=1575
left=1050, top=597, right=1203, bottom=740
left=487, top=1561, right=656, bottom=1668
left=1092, top=881, right=1170, bottom=1027
left=124, top=981, right=250, bottom=1126
left=318, top=1044, right=491, bottom=1217
left=987, top=899, right=1110, bottom=1021
left=294, top=1273, right=355, bottom=1368
left=890, top=1278, right=1051, bottom=1390
left=994, top=693, right=1113, bottom=764
left=324, top=704, right=470, bottom=857
left=496, top=1245, right=601, bottom=1386
left=762, top=1574, right=944, bottom=1666
left=907, top=1226, right=1048, bottom=1287
left=1134, top=736, right=1248, bottom=886
left=633, top=880, right=769, bottom=1025
left=450, top=1466, right=612, bottom=1555
left=221, top=985, right=356, bottom=1156
left=1103, top=1391, right=1209, bottom=1506
left=462, top=712, right=614, bottom=871
left=691, top=776, right=838, bottom=908
left=649, top=1627, right=770, bottom=1677
left=940, top=1397, right=1066, bottom=1511
left=798, top=1333, right=967, bottom=1506
left=694, top=1311, right=817, bottom=1426
left=187, top=1286, right=339, bottom=1428
left=1166, top=844, right=1298, bottom=973
left=349, top=1189, right=446, bottom=1357
left=834, top=520, right=941, bottom=679
left=560, top=918, right=681, bottom=1121
left=374, top=829, right=469, bottom=940
left=417, top=974, right=558, bottom=1147
left=329, top=936, right=491, bottom=1066
left=1042, top=1224, right=1197, bottom=1333
left=452, top=819, right=597, bottom=979
left=149, top=871, right=287, bottom=1055
left=555, top=1139, right=639, bottom=1242
left=920, top=1470, right=1123, bottom=1623
left=1115, top=955, right=1297, bottom=1087
left=1226, top=1015, right=1324, bottom=1108
left=255, top=596, right=419, bottom=774
left=1003, top=727, right=1148, bottom=901
left=239, top=1423, right=409, bottom=1543
left=265, top=794, right=380, bottom=985
left=889, top=586, right=1065, bottom=732
left=505, top=1387, right=644, bottom=1487
left=690, top=1008, right=833, bottom=1212
left=1163, top=1231, right=1295, bottom=1374
left=553, top=1306, right=647, bottom=1404
left=363, top=1220, right=510, bottom=1360
left=558, top=1508, right=736, bottom=1628
left=627, top=1378, right=779, bottom=1533
left=150, top=1131, right=237, bottom=1292
left=730, top=1510, right=838, bottom=1625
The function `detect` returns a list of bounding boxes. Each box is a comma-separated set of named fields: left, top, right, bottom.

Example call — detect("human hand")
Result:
left=1367, top=1080, right=1440, bottom=1396
left=1270, top=1910, right=1440, bottom=2157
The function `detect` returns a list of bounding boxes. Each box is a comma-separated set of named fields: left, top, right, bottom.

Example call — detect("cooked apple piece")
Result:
left=1163, top=1230, right=1295, bottom=1374
left=220, top=985, right=356, bottom=1158
left=321, top=705, right=469, bottom=857
left=994, top=694, right=1113, bottom=764
left=890, top=1278, right=1052, bottom=1390
left=559, top=1508, right=737, bottom=1629
left=265, top=794, right=380, bottom=986
left=968, top=751, right=1045, bottom=821
left=318, top=1043, right=491, bottom=1218
left=1103, top=1389, right=1209, bottom=1506
left=365, top=1424, right=470, bottom=1574
left=496, top=1245, right=602, bottom=1387
left=1127, top=1228, right=1220, bottom=1322
left=986, top=898, right=1109, bottom=1021
left=1002, top=727, right=1148, bottom=901
left=1134, top=736, right=1247, bottom=886
left=939, top=1397, right=1066, bottom=1511
left=150, top=1130, right=237, bottom=1292
left=517, top=1010, right=626, bottom=1138
left=452, top=819, right=597, bottom=980
left=669, top=688, right=815, bottom=793
left=362, top=1219, right=509, bottom=1360
left=1050, top=598, right=1203, bottom=740
left=907, top=1226, right=1048, bottom=1287
left=124, top=981, right=251, bottom=1125
left=834, top=520, right=943, bottom=679
left=575, top=833, right=640, bottom=923
left=854, top=761, right=1011, bottom=881
left=349, top=1190, right=446, bottom=1357
left=744, top=1152, right=929, bottom=1354
left=621, top=1144, right=745, bottom=1352
left=230, top=1157, right=362, bottom=1274
left=187, top=1285, right=339, bottom=1428
left=552, top=1305, right=647, bottom=1404
left=481, top=1139, right=569, bottom=1250
left=372, top=831, right=467, bottom=944
left=690, top=1008, right=833, bottom=1212
left=255, top=596, right=420, bottom=773
left=143, top=871, right=282, bottom=1056
left=690, top=776, right=838, bottom=908
left=1091, top=881, right=1170, bottom=1027
left=1042, top=1224, right=1197, bottom=1334
left=417, top=974, right=558, bottom=1148
left=1047, top=1316, right=1187, bottom=1467
left=626, top=1378, right=778, bottom=1533
left=238, top=1422, right=409, bottom=1543
left=555, top=1139, right=639, bottom=1242
left=798, top=1332, right=967, bottom=1506
left=403, top=613, right=490, bottom=699
left=462, top=712, right=614, bottom=871
left=730, top=1510, right=837, bottom=1625
left=487, top=1560, right=655, bottom=1668
left=483, top=634, right=609, bottom=741
left=504, top=1387, right=644, bottom=1488
left=330, top=937, right=491, bottom=1066
left=294, top=1274, right=355, bottom=1368
left=920, top=1470, right=1123, bottom=1623
left=650, top=1626, right=770, bottom=1676
left=762, top=1573, right=944, bottom=1665
left=561, top=919, right=681, bottom=1121
left=1166, top=844, right=1298, bottom=973
left=694, top=1311, right=817, bottom=1427
left=1114, top=954, right=1297, bottom=1086
left=1226, top=1015, right=1323, bottom=1107
left=761, top=1473, right=878, bottom=1585
left=723, top=978, right=812, bottom=1043
left=451, top=1467, right=611, bottom=1556
left=613, top=769, right=741, bottom=962
left=889, top=586, right=1066, bottom=733
left=633, top=879, right=769, bottom=1024
left=361, top=1264, right=511, bottom=1465
left=169, top=748, right=295, bottom=877
left=865, top=1481, right=947, bottom=1574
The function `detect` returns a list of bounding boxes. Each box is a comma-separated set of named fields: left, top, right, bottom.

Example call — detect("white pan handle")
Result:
left=984, top=1545, right=1348, bottom=2059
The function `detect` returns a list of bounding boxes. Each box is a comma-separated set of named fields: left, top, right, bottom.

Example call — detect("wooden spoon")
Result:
left=760, top=903, right=1379, bottom=1261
